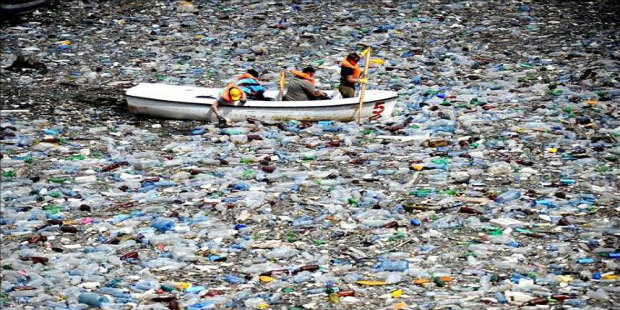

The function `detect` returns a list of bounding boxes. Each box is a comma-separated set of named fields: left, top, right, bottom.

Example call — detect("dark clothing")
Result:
left=339, top=85, right=356, bottom=98
left=340, top=66, right=355, bottom=87
left=247, top=92, right=268, bottom=101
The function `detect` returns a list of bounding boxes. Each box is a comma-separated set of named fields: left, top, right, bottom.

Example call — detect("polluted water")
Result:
left=1, top=1, right=620, bottom=310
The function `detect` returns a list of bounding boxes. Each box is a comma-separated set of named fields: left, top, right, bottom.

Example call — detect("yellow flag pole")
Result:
left=357, top=47, right=372, bottom=125
left=277, top=69, right=286, bottom=101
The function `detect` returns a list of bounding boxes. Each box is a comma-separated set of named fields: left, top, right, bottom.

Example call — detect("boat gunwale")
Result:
left=0, top=0, right=49, bottom=11
left=125, top=93, right=398, bottom=109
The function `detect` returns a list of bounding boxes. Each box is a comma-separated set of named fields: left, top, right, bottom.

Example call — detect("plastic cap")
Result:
left=230, top=88, right=241, bottom=100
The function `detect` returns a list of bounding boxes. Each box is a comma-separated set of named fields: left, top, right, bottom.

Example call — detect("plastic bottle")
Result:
left=577, top=258, right=594, bottom=264
left=75, top=175, right=97, bottom=183
left=265, top=246, right=298, bottom=259
left=187, top=301, right=216, bottom=309
left=191, top=128, right=206, bottom=135
left=98, top=287, right=129, bottom=298
left=17, top=136, right=32, bottom=147
left=586, top=288, right=610, bottom=301
left=78, top=293, right=109, bottom=307
left=292, top=216, right=314, bottom=226
left=559, top=179, right=576, bottom=185
left=185, top=286, right=206, bottom=294
left=232, top=182, right=250, bottom=191
left=495, top=189, right=521, bottom=203
left=563, top=299, right=586, bottom=307
left=376, top=260, right=409, bottom=272
left=294, top=264, right=320, bottom=274
left=223, top=274, right=246, bottom=284
left=292, top=271, right=312, bottom=283
left=495, top=292, right=507, bottom=303
left=152, top=219, right=175, bottom=232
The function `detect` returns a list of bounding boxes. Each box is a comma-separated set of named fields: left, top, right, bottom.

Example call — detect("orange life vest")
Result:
left=341, top=57, right=362, bottom=79
left=220, top=82, right=244, bottom=102
left=237, top=72, right=259, bottom=82
left=291, top=70, right=315, bottom=85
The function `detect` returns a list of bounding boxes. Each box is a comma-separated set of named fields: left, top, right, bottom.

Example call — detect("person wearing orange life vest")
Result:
left=237, top=69, right=267, bottom=100
left=212, top=82, right=246, bottom=126
left=283, top=66, right=327, bottom=101
left=339, top=52, right=368, bottom=98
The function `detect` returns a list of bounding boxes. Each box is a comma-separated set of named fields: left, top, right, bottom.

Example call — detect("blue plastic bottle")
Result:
left=577, top=258, right=594, bottom=264
left=559, top=179, right=576, bottom=185
left=505, top=241, right=521, bottom=248
left=98, top=287, right=128, bottom=298
left=191, top=128, right=205, bottom=135
left=232, top=182, right=250, bottom=191
left=376, top=260, right=409, bottom=271
left=17, top=136, right=32, bottom=147
left=78, top=293, right=109, bottom=308
left=185, top=286, right=206, bottom=293
left=223, top=274, right=246, bottom=284
left=563, top=299, right=586, bottom=307
left=187, top=301, right=215, bottom=310
left=151, top=219, right=174, bottom=232
left=495, top=292, right=507, bottom=303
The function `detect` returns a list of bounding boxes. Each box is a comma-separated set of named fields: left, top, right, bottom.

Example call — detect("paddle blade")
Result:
left=361, top=47, right=372, bottom=57
left=277, top=70, right=286, bottom=101
left=279, top=70, right=286, bottom=89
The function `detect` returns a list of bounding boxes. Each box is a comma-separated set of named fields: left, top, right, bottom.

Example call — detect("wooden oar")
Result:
left=277, top=69, right=286, bottom=101
left=357, top=47, right=372, bottom=124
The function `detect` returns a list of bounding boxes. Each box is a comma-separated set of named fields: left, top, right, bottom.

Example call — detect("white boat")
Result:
left=125, top=83, right=398, bottom=123
left=0, top=0, right=50, bottom=16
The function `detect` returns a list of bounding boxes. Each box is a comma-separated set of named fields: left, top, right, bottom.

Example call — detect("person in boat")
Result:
left=339, top=52, right=367, bottom=98
left=283, top=66, right=328, bottom=101
left=212, top=82, right=246, bottom=126
left=237, top=69, right=267, bottom=100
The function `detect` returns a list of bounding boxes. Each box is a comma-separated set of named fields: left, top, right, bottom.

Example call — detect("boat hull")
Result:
left=0, top=0, right=50, bottom=15
left=126, top=83, right=398, bottom=123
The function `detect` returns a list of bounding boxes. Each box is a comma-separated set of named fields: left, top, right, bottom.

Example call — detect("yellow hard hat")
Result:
left=230, top=88, right=242, bottom=101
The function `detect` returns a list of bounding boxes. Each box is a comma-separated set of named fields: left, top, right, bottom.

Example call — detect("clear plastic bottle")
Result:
left=495, top=189, right=521, bottom=203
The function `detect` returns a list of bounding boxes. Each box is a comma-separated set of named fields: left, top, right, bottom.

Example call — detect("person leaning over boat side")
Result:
left=338, top=52, right=367, bottom=98
left=212, top=82, right=246, bottom=126
left=283, top=66, right=327, bottom=101
left=237, top=69, right=268, bottom=100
